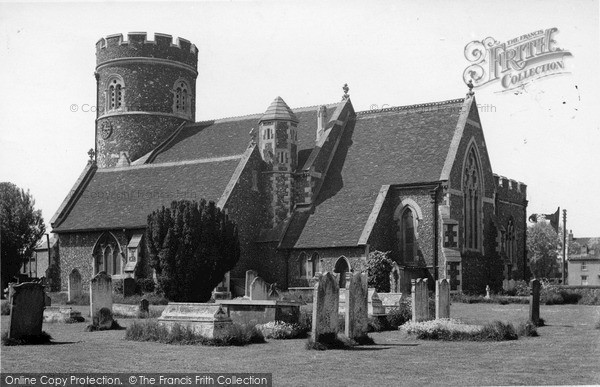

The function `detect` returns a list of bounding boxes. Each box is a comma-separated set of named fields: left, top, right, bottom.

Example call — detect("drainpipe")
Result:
left=430, top=184, right=441, bottom=281
left=94, top=71, right=99, bottom=162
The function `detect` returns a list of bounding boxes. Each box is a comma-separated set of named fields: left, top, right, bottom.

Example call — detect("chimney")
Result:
left=316, top=105, right=327, bottom=142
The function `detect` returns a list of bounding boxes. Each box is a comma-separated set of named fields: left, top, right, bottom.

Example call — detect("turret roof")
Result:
left=259, top=96, right=299, bottom=123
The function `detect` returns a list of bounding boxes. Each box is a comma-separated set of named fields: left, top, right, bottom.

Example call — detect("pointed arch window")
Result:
left=106, top=76, right=125, bottom=112
left=173, top=79, right=191, bottom=117
left=309, top=252, right=320, bottom=278
left=299, top=252, right=308, bottom=278
left=394, top=200, right=422, bottom=264
left=402, top=208, right=416, bottom=262
left=93, top=232, right=124, bottom=276
left=463, top=146, right=482, bottom=250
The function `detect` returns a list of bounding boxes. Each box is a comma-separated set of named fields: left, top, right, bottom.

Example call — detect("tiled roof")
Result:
left=283, top=98, right=467, bottom=248
left=259, top=96, right=299, bottom=123
left=151, top=104, right=338, bottom=164
left=53, top=158, right=241, bottom=232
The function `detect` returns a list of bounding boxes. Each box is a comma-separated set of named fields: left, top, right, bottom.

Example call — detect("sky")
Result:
left=0, top=0, right=599, bottom=237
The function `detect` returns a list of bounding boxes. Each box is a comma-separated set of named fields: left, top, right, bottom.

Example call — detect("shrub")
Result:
left=112, top=279, right=124, bottom=295
left=516, top=320, right=539, bottom=337
left=367, top=316, right=389, bottom=332
left=125, top=321, right=264, bottom=346
left=1, top=331, right=52, bottom=346
left=298, top=306, right=312, bottom=333
left=85, top=308, right=124, bottom=331
left=366, top=251, right=394, bottom=292
left=136, top=278, right=156, bottom=294
left=478, top=321, right=518, bottom=341
left=514, top=280, right=531, bottom=296
left=1, top=300, right=10, bottom=315
left=256, top=321, right=307, bottom=339
left=387, top=302, right=411, bottom=328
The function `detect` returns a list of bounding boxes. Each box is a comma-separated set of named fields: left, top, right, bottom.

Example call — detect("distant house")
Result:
left=21, top=235, right=57, bottom=279
left=568, top=236, right=600, bottom=286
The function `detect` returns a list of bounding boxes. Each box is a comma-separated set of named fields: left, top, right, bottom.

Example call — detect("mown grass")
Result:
left=1, top=303, right=599, bottom=385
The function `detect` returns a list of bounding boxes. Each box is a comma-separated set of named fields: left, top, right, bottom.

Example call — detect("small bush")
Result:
left=1, top=300, right=10, bottom=315
left=257, top=321, right=307, bottom=339
left=1, top=331, right=53, bottom=346
left=387, top=303, right=411, bottom=329
left=516, top=320, right=539, bottom=337
left=125, top=321, right=264, bottom=346
left=402, top=319, right=519, bottom=341
left=367, top=316, right=390, bottom=332
left=112, top=279, right=124, bottom=295
left=136, top=278, right=156, bottom=294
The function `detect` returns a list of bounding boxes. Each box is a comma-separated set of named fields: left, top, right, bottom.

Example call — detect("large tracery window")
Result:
left=93, top=232, right=124, bottom=276
left=173, top=79, right=191, bottom=117
left=463, top=146, right=482, bottom=250
left=106, top=76, right=124, bottom=112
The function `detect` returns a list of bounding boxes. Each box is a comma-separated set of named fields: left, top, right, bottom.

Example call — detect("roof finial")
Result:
left=467, top=79, right=474, bottom=97
left=87, top=148, right=95, bottom=163
left=342, top=83, right=350, bottom=101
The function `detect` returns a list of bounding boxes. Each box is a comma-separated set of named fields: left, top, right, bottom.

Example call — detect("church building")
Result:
left=51, top=32, right=529, bottom=295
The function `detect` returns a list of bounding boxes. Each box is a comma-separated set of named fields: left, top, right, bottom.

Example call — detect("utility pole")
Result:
left=562, top=209, right=567, bottom=285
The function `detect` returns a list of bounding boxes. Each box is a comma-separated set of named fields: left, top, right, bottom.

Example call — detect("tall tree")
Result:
left=0, top=182, right=46, bottom=290
left=527, top=221, right=560, bottom=279
left=146, top=200, right=240, bottom=302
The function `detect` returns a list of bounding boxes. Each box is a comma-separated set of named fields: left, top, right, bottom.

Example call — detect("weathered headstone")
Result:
left=411, top=278, right=429, bottom=322
left=123, top=277, right=136, bottom=297
left=502, top=279, right=509, bottom=292
left=245, top=270, right=258, bottom=298
left=390, top=262, right=401, bottom=293
left=140, top=298, right=150, bottom=315
left=249, top=277, right=270, bottom=300
left=68, top=268, right=82, bottom=302
left=529, top=279, right=541, bottom=325
left=367, top=288, right=386, bottom=316
left=435, top=279, right=450, bottom=319
left=345, top=272, right=368, bottom=340
left=90, top=271, right=112, bottom=321
left=311, top=272, right=339, bottom=343
left=7, top=282, right=45, bottom=340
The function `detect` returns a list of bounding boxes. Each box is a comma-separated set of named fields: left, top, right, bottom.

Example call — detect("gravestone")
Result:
left=345, top=272, right=368, bottom=340
left=123, top=277, right=136, bottom=297
left=390, top=262, right=401, bottom=293
left=68, top=268, right=82, bottom=302
left=529, top=279, right=541, bottom=325
left=311, top=272, right=339, bottom=343
left=140, top=298, right=150, bottom=315
left=7, top=282, right=45, bottom=340
left=502, top=279, right=509, bottom=292
left=435, top=279, right=450, bottom=319
left=485, top=285, right=491, bottom=299
left=508, top=279, right=516, bottom=291
left=90, top=271, right=112, bottom=321
left=245, top=270, right=258, bottom=298
left=249, top=277, right=270, bottom=300
left=411, top=278, right=429, bottom=322
left=367, top=288, right=386, bottom=316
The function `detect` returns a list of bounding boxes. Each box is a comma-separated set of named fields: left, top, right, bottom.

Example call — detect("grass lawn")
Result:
left=1, top=303, right=599, bottom=386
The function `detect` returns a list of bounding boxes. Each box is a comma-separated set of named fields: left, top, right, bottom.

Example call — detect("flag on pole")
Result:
left=528, top=207, right=560, bottom=233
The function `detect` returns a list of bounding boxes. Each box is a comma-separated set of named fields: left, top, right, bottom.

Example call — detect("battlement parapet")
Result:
left=494, top=173, right=527, bottom=203
left=96, top=32, right=197, bottom=69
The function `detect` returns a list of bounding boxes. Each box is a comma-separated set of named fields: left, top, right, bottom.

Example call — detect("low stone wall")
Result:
left=43, top=306, right=84, bottom=323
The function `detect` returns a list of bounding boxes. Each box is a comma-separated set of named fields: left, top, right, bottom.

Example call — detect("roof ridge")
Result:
left=356, top=98, right=466, bottom=116
left=188, top=102, right=340, bottom=126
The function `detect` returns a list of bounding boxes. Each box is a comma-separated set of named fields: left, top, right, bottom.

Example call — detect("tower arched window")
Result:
left=463, top=146, right=482, bottom=250
left=173, top=79, right=191, bottom=117
left=106, top=76, right=125, bottom=112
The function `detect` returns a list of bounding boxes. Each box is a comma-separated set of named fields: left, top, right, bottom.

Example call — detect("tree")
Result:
left=0, top=182, right=46, bottom=291
left=146, top=200, right=240, bottom=302
left=527, top=221, right=560, bottom=279
left=366, top=250, right=394, bottom=292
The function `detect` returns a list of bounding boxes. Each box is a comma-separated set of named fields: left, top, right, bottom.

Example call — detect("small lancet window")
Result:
left=106, top=76, right=125, bottom=112
left=173, top=79, right=191, bottom=116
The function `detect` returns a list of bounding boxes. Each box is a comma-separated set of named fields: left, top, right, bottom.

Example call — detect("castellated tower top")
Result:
left=96, top=32, right=198, bottom=70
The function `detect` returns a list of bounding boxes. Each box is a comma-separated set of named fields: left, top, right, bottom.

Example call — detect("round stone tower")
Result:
left=95, top=32, right=198, bottom=168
